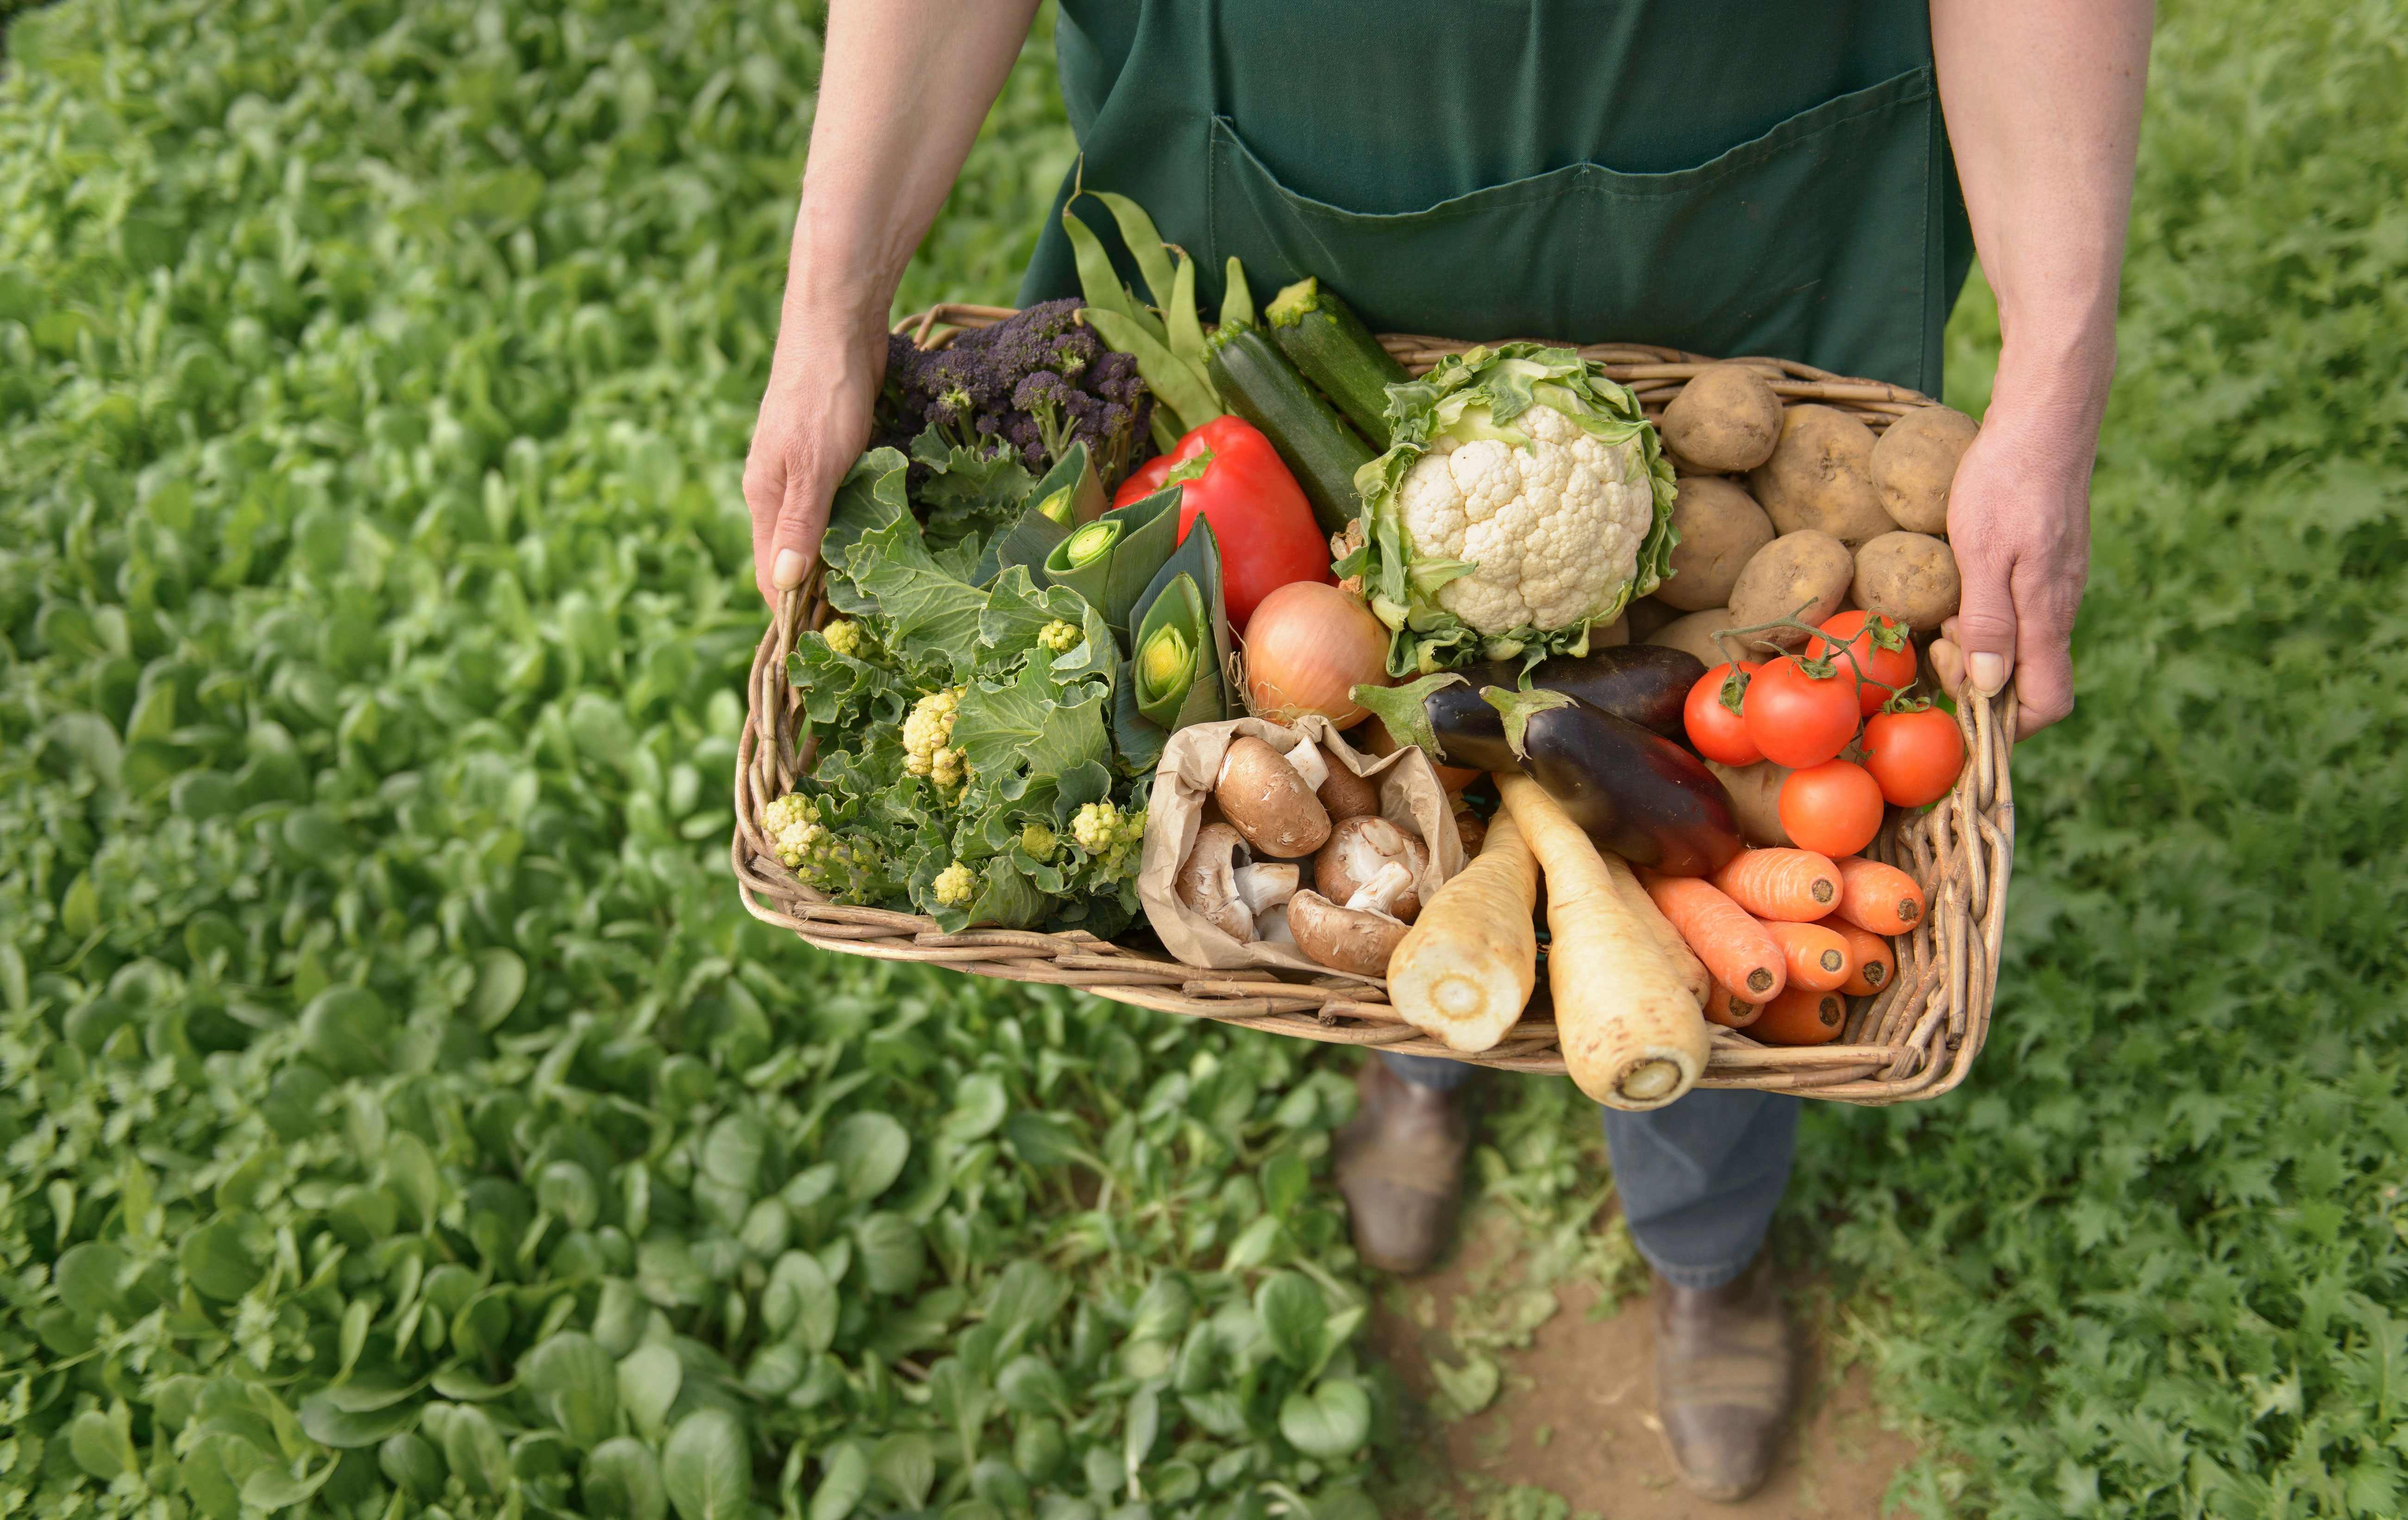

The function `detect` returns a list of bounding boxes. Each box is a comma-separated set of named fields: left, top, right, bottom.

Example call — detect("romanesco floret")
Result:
left=765, top=792, right=821, bottom=868
left=764, top=792, right=881, bottom=895
left=1036, top=619, right=1083, bottom=654
left=1071, top=801, right=1147, bottom=869
left=822, top=619, right=868, bottom=658
left=932, top=861, right=977, bottom=907
left=903, top=687, right=969, bottom=789
left=1020, top=824, right=1057, bottom=860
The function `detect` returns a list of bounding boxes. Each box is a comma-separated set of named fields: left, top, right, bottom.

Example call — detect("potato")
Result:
left=1726, top=529, right=1853, bottom=644
left=1661, top=363, right=1784, bottom=472
left=1659, top=477, right=1775, bottom=612
left=1746, top=405, right=1894, bottom=548
left=1591, top=613, right=1630, bottom=647
left=1646, top=608, right=1745, bottom=669
left=1624, top=594, right=1681, bottom=641
left=1852, top=531, right=1961, bottom=632
left=1705, top=759, right=1793, bottom=848
left=1869, top=405, right=1978, bottom=534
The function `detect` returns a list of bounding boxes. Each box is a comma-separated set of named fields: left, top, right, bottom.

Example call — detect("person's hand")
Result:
left=1926, top=400, right=2095, bottom=734
left=744, top=304, right=889, bottom=605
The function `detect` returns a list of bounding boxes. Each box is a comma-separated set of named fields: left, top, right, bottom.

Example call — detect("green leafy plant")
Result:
left=1785, top=3, right=2408, bottom=1514
left=0, top=1, right=1380, bottom=1516
left=8, top=0, right=2408, bottom=1516
left=790, top=446, right=1141, bottom=933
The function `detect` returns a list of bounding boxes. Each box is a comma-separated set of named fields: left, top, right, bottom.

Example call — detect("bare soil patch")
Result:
left=1367, top=1207, right=1920, bottom=1519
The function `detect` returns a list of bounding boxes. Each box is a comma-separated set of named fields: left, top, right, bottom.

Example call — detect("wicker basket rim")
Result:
left=731, top=309, right=2014, bottom=1107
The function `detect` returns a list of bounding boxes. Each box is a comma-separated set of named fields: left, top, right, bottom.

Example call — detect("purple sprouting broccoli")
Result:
left=872, top=299, right=1154, bottom=488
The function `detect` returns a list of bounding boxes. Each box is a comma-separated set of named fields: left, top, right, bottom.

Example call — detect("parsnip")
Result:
left=1599, top=852, right=1710, bottom=1011
left=1386, top=813, right=1538, bottom=1052
left=1497, top=774, right=1710, bottom=1110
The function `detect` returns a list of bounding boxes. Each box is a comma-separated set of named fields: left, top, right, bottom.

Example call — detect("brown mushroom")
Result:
left=1316, top=762, right=1382, bottom=823
left=1176, top=823, right=1254, bottom=942
left=1344, top=860, right=1416, bottom=915
left=1452, top=801, right=1488, bottom=857
left=1257, top=901, right=1296, bottom=945
left=1280, top=735, right=1331, bottom=794
left=1314, top=816, right=1430, bottom=923
left=1232, top=862, right=1299, bottom=916
left=1287, top=890, right=1408, bottom=976
left=1215, top=736, right=1331, bottom=857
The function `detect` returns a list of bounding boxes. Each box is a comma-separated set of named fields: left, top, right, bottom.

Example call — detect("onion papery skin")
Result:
left=1242, top=582, right=1392, bottom=730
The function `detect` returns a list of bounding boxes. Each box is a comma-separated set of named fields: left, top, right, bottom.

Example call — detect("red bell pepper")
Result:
left=1112, top=415, right=1332, bottom=632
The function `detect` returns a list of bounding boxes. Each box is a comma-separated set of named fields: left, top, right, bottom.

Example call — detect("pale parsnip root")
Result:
left=1386, top=813, right=1538, bottom=1052
left=1497, top=774, right=1710, bottom=1110
left=1600, top=852, right=1710, bottom=1011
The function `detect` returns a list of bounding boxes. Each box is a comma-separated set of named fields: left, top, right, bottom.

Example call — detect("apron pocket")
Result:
left=1206, top=66, right=1944, bottom=387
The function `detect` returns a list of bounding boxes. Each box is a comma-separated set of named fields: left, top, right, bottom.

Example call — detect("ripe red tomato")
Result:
left=1683, top=663, right=1762, bottom=765
left=1743, top=657, right=1860, bottom=769
left=1808, top=611, right=1919, bottom=715
left=1779, top=759, right=1886, bottom=857
left=1861, top=706, right=1967, bottom=807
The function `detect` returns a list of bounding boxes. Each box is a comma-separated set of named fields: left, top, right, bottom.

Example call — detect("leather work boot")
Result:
left=1329, top=1059, right=1467, bottom=1274
left=1651, top=1252, right=1794, bottom=1501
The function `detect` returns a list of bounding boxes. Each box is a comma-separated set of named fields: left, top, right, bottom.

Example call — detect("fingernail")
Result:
left=1969, top=652, right=2007, bottom=695
left=772, top=549, right=809, bottom=589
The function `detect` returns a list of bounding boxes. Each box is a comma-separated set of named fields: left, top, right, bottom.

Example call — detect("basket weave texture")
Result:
left=732, top=307, right=2016, bottom=1106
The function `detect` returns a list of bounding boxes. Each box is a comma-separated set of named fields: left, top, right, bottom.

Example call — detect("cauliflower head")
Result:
left=931, top=860, right=977, bottom=908
left=1035, top=618, right=1083, bottom=655
left=902, top=687, right=969, bottom=790
left=821, top=619, right=869, bottom=658
left=1357, top=344, right=1677, bottom=673
left=1071, top=800, right=1146, bottom=871
left=763, top=792, right=884, bottom=898
left=1396, top=400, right=1655, bottom=636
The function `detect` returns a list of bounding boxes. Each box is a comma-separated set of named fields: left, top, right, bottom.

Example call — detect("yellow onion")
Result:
left=1241, top=582, right=1392, bottom=729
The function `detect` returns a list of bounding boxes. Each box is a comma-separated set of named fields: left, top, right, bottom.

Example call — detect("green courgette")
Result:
left=1264, top=276, right=1411, bottom=449
left=1206, top=327, right=1376, bottom=538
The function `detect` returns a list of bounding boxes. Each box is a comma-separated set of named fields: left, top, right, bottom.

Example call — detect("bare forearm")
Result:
left=784, top=0, right=1039, bottom=329
left=1933, top=0, right=2151, bottom=425
left=1924, top=0, right=2150, bottom=732
left=746, top=0, right=1036, bottom=598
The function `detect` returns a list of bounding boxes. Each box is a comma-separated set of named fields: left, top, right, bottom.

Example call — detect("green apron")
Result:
left=1019, top=0, right=1972, bottom=394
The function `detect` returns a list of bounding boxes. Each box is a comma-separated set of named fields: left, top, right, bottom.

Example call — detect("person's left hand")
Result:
left=1925, top=399, right=2095, bottom=734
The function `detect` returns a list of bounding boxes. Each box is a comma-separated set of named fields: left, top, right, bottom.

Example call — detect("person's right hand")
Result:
left=734, top=0, right=1038, bottom=603
left=744, top=305, right=889, bottom=605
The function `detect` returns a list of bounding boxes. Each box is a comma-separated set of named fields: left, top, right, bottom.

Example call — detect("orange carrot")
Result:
left=1823, top=918, right=1894, bottom=996
left=1834, top=857, right=1925, bottom=936
left=1763, top=918, right=1853, bottom=992
left=1753, top=985, right=1847, bottom=1045
left=1703, top=980, right=1762, bottom=1029
left=1711, top=847, right=1841, bottom=922
left=1638, top=870, right=1787, bottom=1003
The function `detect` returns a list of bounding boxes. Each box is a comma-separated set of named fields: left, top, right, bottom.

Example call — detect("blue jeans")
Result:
left=1380, top=1051, right=1797, bottom=1290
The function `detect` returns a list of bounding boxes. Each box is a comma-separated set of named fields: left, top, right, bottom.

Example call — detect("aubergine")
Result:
left=1525, top=644, right=1705, bottom=738
left=1350, top=645, right=1709, bottom=776
left=1484, top=688, right=1742, bottom=877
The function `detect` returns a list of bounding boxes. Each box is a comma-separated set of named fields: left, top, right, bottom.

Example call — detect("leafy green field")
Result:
left=1812, top=5, right=2408, bottom=1512
left=2, top=0, right=2403, bottom=1517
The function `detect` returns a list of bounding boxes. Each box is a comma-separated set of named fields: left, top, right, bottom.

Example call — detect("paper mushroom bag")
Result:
left=1138, top=714, right=1467, bottom=980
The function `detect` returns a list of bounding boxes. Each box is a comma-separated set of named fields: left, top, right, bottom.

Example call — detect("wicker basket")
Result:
left=732, top=307, right=2015, bottom=1106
